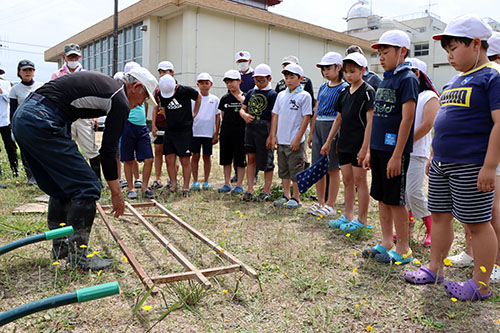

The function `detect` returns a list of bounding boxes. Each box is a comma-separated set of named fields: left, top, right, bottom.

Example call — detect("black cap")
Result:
left=18, top=59, right=35, bottom=71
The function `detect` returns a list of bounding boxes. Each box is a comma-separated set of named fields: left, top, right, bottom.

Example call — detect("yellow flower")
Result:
left=97, top=270, right=102, bottom=277
left=236, top=210, right=240, bottom=213
left=86, top=253, right=94, bottom=258
left=352, top=268, right=357, bottom=274
left=414, top=260, right=421, bottom=264
left=93, top=251, right=99, bottom=255
left=443, top=258, right=452, bottom=266
left=498, top=319, right=500, bottom=324
left=319, top=214, right=323, bottom=219
left=283, top=203, right=287, bottom=206
left=59, top=223, right=66, bottom=227
left=52, top=261, right=60, bottom=266
left=317, top=217, right=320, bottom=221
left=142, top=305, right=152, bottom=311
left=449, top=314, right=454, bottom=319
left=354, top=252, right=358, bottom=257
left=223, top=229, right=226, bottom=234
left=451, top=297, right=457, bottom=302
left=337, top=210, right=342, bottom=213
left=220, top=249, right=225, bottom=254
left=363, top=300, right=367, bottom=305
left=478, top=281, right=486, bottom=286
left=79, top=244, right=87, bottom=249
left=480, top=266, right=486, bottom=273
left=240, top=214, right=244, bottom=218
left=222, top=289, right=228, bottom=294
left=284, top=272, right=287, bottom=276
left=248, top=248, right=252, bottom=253
left=394, top=261, right=402, bottom=265
left=366, top=326, right=373, bottom=332
left=346, top=233, right=351, bottom=238
left=402, top=254, right=407, bottom=259
left=355, top=303, right=359, bottom=308
left=309, top=224, right=313, bottom=228
left=123, top=256, right=128, bottom=262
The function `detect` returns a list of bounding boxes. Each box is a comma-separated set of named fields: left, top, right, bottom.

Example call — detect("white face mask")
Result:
left=67, top=61, right=80, bottom=70
left=237, top=61, right=249, bottom=72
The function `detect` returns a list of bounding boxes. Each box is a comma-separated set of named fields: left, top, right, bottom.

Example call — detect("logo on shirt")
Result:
left=374, top=88, right=396, bottom=117
left=224, top=102, right=242, bottom=112
left=167, top=98, right=182, bottom=110
left=440, top=87, right=472, bottom=107
left=289, top=99, right=299, bottom=111
left=461, top=76, right=473, bottom=85
left=248, top=93, right=268, bottom=117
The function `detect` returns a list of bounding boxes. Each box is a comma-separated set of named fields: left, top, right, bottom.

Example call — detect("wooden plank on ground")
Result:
left=33, top=194, right=50, bottom=203
left=151, top=264, right=241, bottom=284
left=12, top=202, right=48, bottom=214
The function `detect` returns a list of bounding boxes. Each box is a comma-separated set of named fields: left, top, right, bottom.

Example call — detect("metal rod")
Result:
left=96, top=203, right=155, bottom=292
left=151, top=264, right=241, bottom=284
left=124, top=202, right=211, bottom=289
left=151, top=200, right=258, bottom=279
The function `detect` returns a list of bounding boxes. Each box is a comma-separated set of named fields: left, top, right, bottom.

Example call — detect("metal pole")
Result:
left=112, top=0, right=118, bottom=74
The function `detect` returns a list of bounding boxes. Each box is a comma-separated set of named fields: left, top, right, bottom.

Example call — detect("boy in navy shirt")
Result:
left=362, top=30, right=419, bottom=265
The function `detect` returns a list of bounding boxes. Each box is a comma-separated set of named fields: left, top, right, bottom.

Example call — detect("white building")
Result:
left=45, top=0, right=376, bottom=97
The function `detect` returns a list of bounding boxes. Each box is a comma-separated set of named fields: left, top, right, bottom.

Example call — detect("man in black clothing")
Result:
left=12, top=68, right=157, bottom=271
left=274, top=55, right=316, bottom=109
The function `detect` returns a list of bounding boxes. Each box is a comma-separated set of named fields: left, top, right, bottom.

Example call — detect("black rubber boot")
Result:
left=66, top=200, right=112, bottom=271
left=48, top=197, right=71, bottom=260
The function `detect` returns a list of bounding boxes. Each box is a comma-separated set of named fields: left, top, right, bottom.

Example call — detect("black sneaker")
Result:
left=242, top=191, right=255, bottom=202
left=230, top=175, right=237, bottom=183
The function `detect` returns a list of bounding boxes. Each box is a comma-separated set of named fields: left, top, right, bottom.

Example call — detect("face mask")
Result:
left=237, top=61, right=249, bottom=72
left=67, top=61, right=80, bottom=70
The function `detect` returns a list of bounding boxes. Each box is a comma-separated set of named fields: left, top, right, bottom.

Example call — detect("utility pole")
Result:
left=112, top=0, right=118, bottom=75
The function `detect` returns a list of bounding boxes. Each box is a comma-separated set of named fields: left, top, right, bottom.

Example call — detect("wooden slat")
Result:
left=125, top=202, right=211, bottom=289
left=151, top=200, right=258, bottom=279
left=151, top=264, right=241, bottom=284
left=96, top=203, right=155, bottom=292
left=100, top=202, right=155, bottom=210
left=122, top=213, right=169, bottom=218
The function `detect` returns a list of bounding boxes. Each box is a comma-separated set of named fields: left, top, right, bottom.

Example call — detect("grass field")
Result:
left=0, top=140, right=498, bottom=332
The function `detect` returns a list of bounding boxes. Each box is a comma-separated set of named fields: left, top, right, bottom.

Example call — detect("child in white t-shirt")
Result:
left=190, top=73, right=221, bottom=190
left=270, top=64, right=312, bottom=208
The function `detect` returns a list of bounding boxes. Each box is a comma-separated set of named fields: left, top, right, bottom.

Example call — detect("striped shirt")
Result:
left=316, top=81, right=348, bottom=120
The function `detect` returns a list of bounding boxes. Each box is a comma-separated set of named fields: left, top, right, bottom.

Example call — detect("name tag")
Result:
left=384, top=133, right=397, bottom=146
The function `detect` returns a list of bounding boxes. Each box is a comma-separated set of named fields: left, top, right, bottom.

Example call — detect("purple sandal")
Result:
left=443, top=279, right=491, bottom=301
left=404, top=266, right=444, bottom=284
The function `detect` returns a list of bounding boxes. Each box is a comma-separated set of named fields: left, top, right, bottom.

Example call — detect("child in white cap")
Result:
left=404, top=14, right=500, bottom=301
left=320, top=52, right=375, bottom=231
left=361, top=30, right=419, bottom=266
left=190, top=73, right=220, bottom=191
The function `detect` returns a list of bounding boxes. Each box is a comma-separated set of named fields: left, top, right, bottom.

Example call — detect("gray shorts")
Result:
left=312, top=120, right=339, bottom=170
left=278, top=143, right=305, bottom=181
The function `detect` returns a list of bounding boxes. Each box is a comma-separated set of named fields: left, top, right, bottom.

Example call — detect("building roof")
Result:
left=45, top=0, right=373, bottom=62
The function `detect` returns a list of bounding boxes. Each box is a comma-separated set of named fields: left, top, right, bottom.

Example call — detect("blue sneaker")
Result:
left=190, top=182, right=201, bottom=191
left=231, top=186, right=244, bottom=194
left=328, top=214, right=350, bottom=228
left=202, top=182, right=213, bottom=190
left=218, top=184, right=232, bottom=193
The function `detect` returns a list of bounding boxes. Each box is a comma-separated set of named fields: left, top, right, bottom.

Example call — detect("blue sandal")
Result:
left=362, top=244, right=390, bottom=258
left=340, top=218, right=373, bottom=231
left=375, top=249, right=413, bottom=265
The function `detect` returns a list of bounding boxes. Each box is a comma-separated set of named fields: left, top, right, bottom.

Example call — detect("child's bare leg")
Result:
left=292, top=181, right=300, bottom=201
left=353, top=166, right=369, bottom=224
left=282, top=178, right=291, bottom=199
left=492, top=176, right=500, bottom=265
left=179, top=156, right=191, bottom=190
left=223, top=165, right=231, bottom=186
left=326, top=168, right=340, bottom=208
left=263, top=170, right=273, bottom=193
left=124, top=160, right=135, bottom=192
left=165, top=154, right=177, bottom=188
left=141, top=158, right=153, bottom=192
left=379, top=202, right=394, bottom=250
left=247, top=153, right=256, bottom=193
left=154, top=144, right=163, bottom=182
left=236, top=166, right=245, bottom=188
left=202, top=154, right=211, bottom=183
left=133, top=159, right=140, bottom=180
left=340, top=164, right=355, bottom=221
left=191, top=153, right=200, bottom=183
left=392, top=204, right=410, bottom=255
left=315, top=177, right=326, bottom=205
left=469, top=222, right=497, bottom=292
left=428, top=212, right=454, bottom=277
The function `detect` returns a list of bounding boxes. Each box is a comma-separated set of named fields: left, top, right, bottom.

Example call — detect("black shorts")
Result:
left=370, top=149, right=410, bottom=206
left=220, top=130, right=246, bottom=167
left=191, top=136, right=213, bottom=155
left=163, top=128, right=192, bottom=157
left=244, top=120, right=274, bottom=172
left=338, top=152, right=361, bottom=167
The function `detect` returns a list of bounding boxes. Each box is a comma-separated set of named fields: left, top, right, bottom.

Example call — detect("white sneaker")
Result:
left=446, top=251, right=474, bottom=267
left=307, top=203, right=322, bottom=215
left=314, top=205, right=336, bottom=217
left=490, top=265, right=500, bottom=283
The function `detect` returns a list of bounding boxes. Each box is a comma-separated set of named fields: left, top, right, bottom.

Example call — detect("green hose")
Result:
left=0, top=226, right=74, bottom=256
left=0, top=281, right=120, bottom=326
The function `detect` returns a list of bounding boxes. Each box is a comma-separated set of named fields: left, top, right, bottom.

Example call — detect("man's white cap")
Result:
left=253, top=64, right=272, bottom=77
left=316, top=52, right=343, bottom=67
left=113, top=71, right=124, bottom=80
left=124, top=61, right=141, bottom=74
left=157, top=61, right=174, bottom=71
left=433, top=14, right=492, bottom=41
left=487, top=31, right=500, bottom=56
left=282, top=55, right=300, bottom=65
left=223, top=69, right=241, bottom=80
left=282, top=63, right=304, bottom=77
left=159, top=74, right=176, bottom=99
left=128, top=67, right=158, bottom=106
left=197, top=72, right=213, bottom=82
left=408, top=58, right=427, bottom=73
left=235, top=51, right=251, bottom=62
left=343, top=52, right=367, bottom=68
left=371, top=30, right=411, bottom=49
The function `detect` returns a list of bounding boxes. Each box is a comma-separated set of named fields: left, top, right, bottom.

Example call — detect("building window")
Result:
left=81, top=21, right=143, bottom=75
left=414, top=43, right=429, bottom=56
